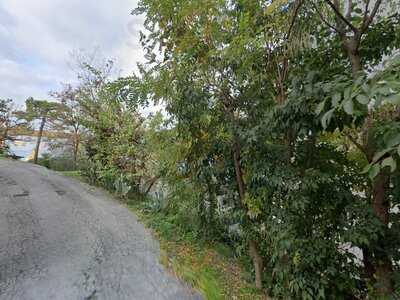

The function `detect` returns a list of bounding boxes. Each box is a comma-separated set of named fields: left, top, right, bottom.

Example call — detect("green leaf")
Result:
left=354, top=7, right=362, bottom=14
left=361, top=83, right=370, bottom=94
left=361, top=163, right=371, bottom=174
left=387, top=93, right=400, bottom=105
left=381, top=157, right=396, bottom=172
left=369, top=164, right=381, bottom=180
left=344, top=87, right=351, bottom=101
left=387, top=81, right=400, bottom=90
left=332, top=93, right=341, bottom=107
left=385, top=133, right=400, bottom=148
left=315, top=101, right=325, bottom=115
left=376, top=86, right=391, bottom=96
left=372, top=149, right=391, bottom=163
left=356, top=94, right=369, bottom=105
left=354, top=76, right=364, bottom=86
left=321, top=108, right=334, bottom=129
left=343, top=99, right=354, bottom=115
left=398, top=145, right=400, bottom=156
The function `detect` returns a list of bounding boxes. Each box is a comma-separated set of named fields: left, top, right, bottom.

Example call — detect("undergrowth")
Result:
left=127, top=199, right=266, bottom=300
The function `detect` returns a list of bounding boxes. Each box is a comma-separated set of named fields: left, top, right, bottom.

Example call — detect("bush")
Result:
left=38, top=154, right=78, bottom=171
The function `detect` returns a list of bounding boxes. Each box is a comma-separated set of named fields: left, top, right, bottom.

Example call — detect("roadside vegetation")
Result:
left=1, top=1, right=400, bottom=299
left=128, top=196, right=266, bottom=300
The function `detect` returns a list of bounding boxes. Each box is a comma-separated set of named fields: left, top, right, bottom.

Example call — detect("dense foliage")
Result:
left=129, top=0, right=400, bottom=298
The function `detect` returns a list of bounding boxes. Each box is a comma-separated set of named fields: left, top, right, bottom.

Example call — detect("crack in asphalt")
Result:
left=0, top=160, right=201, bottom=300
left=12, top=191, right=29, bottom=198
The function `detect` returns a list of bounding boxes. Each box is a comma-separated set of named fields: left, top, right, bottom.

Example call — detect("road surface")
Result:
left=0, top=159, right=200, bottom=300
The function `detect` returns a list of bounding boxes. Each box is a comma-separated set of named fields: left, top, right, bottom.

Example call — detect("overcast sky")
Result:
left=0, top=0, right=144, bottom=107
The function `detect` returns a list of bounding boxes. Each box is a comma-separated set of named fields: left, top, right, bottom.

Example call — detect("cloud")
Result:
left=0, top=0, right=144, bottom=105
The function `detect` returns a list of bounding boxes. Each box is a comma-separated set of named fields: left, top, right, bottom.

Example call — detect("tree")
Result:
left=311, top=0, right=400, bottom=295
left=25, top=98, right=61, bottom=164
left=50, top=84, right=84, bottom=167
left=0, top=99, right=26, bottom=155
left=61, top=53, right=150, bottom=195
left=134, top=0, right=400, bottom=298
left=0, top=99, right=14, bottom=152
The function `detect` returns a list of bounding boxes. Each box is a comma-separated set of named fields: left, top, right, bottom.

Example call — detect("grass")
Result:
left=127, top=201, right=266, bottom=300
left=58, top=170, right=87, bottom=182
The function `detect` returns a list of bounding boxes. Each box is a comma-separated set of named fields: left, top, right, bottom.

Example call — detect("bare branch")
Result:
left=311, top=1, right=339, bottom=32
left=362, top=0, right=371, bottom=25
left=286, top=0, right=304, bottom=40
left=323, top=0, right=359, bottom=33
left=361, top=0, right=383, bottom=33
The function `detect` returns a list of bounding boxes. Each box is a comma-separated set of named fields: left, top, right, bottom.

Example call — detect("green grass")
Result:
left=127, top=200, right=266, bottom=300
left=58, top=170, right=86, bottom=182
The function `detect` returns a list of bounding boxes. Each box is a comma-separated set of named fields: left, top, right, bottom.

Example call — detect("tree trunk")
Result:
left=73, top=130, right=80, bottom=169
left=249, top=239, right=264, bottom=289
left=361, top=141, right=394, bottom=294
left=349, top=54, right=362, bottom=77
left=347, top=46, right=362, bottom=78
left=224, top=94, right=264, bottom=289
left=0, top=127, right=8, bottom=151
left=232, top=136, right=264, bottom=289
left=323, top=1, right=394, bottom=295
left=233, top=139, right=246, bottom=200
left=361, top=247, right=375, bottom=282
left=342, top=35, right=394, bottom=297
left=34, top=117, right=46, bottom=164
left=371, top=173, right=394, bottom=296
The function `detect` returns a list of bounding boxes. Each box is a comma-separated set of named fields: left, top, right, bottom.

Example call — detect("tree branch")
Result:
left=362, top=0, right=371, bottom=25
left=344, top=131, right=366, bottom=155
left=361, top=0, right=383, bottom=33
left=144, top=176, right=159, bottom=195
left=311, top=1, right=339, bottom=32
left=345, top=0, right=353, bottom=20
left=286, top=0, right=304, bottom=40
left=323, top=0, right=358, bottom=33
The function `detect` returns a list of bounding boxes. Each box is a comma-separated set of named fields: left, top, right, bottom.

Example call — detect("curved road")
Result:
left=0, top=159, right=200, bottom=300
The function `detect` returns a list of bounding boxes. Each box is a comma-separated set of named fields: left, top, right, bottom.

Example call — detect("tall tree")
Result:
left=25, top=98, right=61, bottom=164
left=50, top=84, right=83, bottom=167
left=312, top=0, right=400, bottom=295
left=134, top=0, right=400, bottom=298
left=0, top=99, right=26, bottom=154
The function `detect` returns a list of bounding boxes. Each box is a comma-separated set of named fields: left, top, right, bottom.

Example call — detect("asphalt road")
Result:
left=0, top=159, right=200, bottom=300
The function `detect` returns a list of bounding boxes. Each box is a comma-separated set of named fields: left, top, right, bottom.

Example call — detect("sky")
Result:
left=0, top=0, right=144, bottom=107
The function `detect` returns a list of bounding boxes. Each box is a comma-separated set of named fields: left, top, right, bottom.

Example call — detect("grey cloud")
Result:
left=0, top=0, right=144, bottom=105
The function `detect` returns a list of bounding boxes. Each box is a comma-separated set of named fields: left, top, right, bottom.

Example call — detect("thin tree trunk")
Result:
left=144, top=176, right=158, bottom=195
left=233, top=139, right=246, bottom=200
left=34, top=117, right=46, bottom=164
left=232, top=136, right=263, bottom=289
left=249, top=239, right=264, bottom=289
left=362, top=135, right=394, bottom=295
left=73, top=130, right=80, bottom=169
left=321, top=0, right=393, bottom=295
left=223, top=92, right=264, bottom=289
left=343, top=36, right=394, bottom=296
left=371, top=173, right=394, bottom=296
left=0, top=127, right=8, bottom=150
left=348, top=51, right=362, bottom=77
